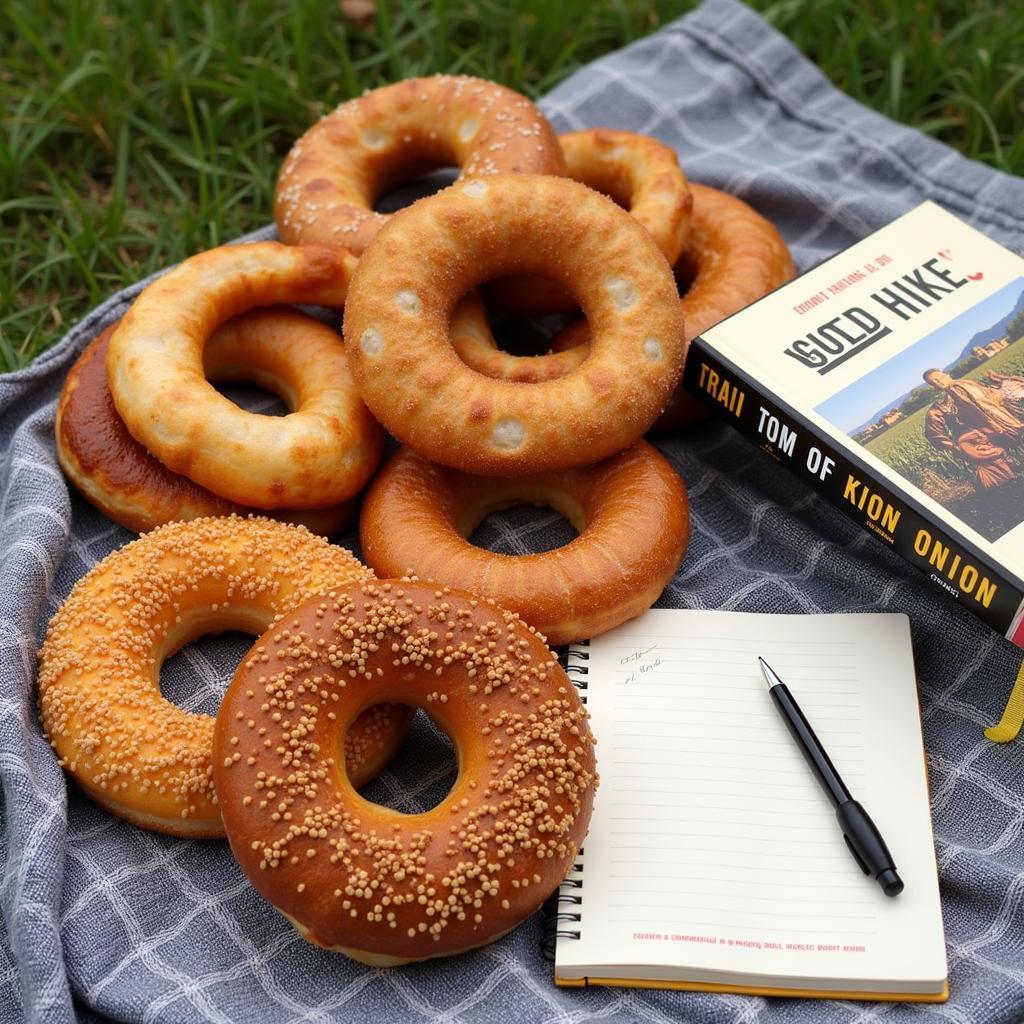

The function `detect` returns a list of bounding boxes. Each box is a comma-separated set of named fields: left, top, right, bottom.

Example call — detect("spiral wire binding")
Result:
left=565, top=642, right=589, bottom=705
left=541, top=642, right=589, bottom=961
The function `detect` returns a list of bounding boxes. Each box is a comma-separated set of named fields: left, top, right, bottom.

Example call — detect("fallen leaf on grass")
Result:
left=340, top=0, right=376, bottom=23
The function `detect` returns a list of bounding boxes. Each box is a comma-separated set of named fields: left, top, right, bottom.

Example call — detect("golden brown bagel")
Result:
left=106, top=242, right=366, bottom=509
left=487, top=128, right=692, bottom=314
left=553, top=182, right=796, bottom=430
left=275, top=75, right=567, bottom=255
left=343, top=174, right=684, bottom=476
left=359, top=442, right=690, bottom=644
left=38, top=517, right=411, bottom=837
left=213, top=579, right=597, bottom=964
left=56, top=312, right=378, bottom=535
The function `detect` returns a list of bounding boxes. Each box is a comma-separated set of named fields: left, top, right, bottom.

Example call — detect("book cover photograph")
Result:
left=684, top=202, right=1024, bottom=643
left=816, top=277, right=1024, bottom=543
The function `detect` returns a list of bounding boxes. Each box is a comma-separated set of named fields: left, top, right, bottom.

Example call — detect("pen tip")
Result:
left=758, top=657, right=778, bottom=688
left=879, top=869, right=904, bottom=897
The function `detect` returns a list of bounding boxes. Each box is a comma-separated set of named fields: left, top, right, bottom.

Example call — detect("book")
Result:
left=681, top=202, right=1024, bottom=647
left=550, top=608, right=947, bottom=1001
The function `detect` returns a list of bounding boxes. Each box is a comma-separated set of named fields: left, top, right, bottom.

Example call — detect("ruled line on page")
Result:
left=602, top=919, right=878, bottom=937
left=608, top=684, right=861, bottom=694
left=607, top=636, right=858, bottom=645
left=607, top=815, right=835, bottom=830
left=602, top=909, right=876, bottom=925
left=607, top=860, right=863, bottom=876
left=606, top=800, right=838, bottom=815
left=605, top=879, right=869, bottom=892
left=607, top=893, right=873, bottom=909
left=610, top=731, right=863, bottom=747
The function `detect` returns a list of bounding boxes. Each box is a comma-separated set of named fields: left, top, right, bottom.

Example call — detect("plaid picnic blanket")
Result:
left=3, top=0, right=1024, bottom=1020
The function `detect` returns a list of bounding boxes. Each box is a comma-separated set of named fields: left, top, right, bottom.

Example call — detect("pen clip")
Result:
left=843, top=833, right=871, bottom=876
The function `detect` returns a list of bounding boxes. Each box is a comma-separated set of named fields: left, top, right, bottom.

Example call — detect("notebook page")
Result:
left=556, top=610, right=945, bottom=991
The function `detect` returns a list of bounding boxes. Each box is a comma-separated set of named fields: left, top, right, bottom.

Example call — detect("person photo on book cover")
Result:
left=985, top=370, right=1024, bottom=415
left=922, top=368, right=1024, bottom=489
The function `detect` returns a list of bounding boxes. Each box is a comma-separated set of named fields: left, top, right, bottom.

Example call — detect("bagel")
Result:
left=359, top=442, right=689, bottom=644
left=56, top=312, right=376, bottom=535
left=487, top=128, right=692, bottom=314
left=105, top=241, right=369, bottom=509
left=343, top=174, right=684, bottom=476
left=275, top=75, right=566, bottom=256
left=553, top=182, right=796, bottom=430
left=38, top=516, right=411, bottom=837
left=213, top=579, right=597, bottom=964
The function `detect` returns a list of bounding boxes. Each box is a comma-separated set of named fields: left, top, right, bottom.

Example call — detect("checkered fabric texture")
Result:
left=3, top=0, right=1024, bottom=1020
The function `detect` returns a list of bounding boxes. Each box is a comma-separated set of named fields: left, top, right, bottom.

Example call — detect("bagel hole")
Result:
left=350, top=708, right=458, bottom=814
left=210, top=379, right=290, bottom=417
left=481, top=304, right=577, bottom=358
left=374, top=167, right=459, bottom=213
left=160, top=630, right=255, bottom=716
left=673, top=256, right=697, bottom=296
left=467, top=503, right=580, bottom=554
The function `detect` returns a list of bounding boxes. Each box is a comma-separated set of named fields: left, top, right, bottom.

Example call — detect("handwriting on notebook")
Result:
left=620, top=644, right=658, bottom=665
left=620, top=644, right=662, bottom=684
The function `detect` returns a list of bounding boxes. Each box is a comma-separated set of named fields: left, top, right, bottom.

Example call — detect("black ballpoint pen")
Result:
left=758, top=657, right=904, bottom=897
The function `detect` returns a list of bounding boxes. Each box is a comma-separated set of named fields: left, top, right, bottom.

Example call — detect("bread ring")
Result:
left=552, top=182, right=796, bottom=430
left=56, top=313, right=373, bottom=535
left=212, top=579, right=597, bottom=965
left=447, top=292, right=586, bottom=384
left=274, top=75, right=566, bottom=256
left=38, top=516, right=411, bottom=837
left=487, top=128, right=692, bottom=314
left=105, top=241, right=373, bottom=510
left=343, top=174, right=684, bottom=476
left=359, top=442, right=689, bottom=644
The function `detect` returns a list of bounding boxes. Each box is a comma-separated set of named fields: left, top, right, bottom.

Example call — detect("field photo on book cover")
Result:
left=816, top=278, right=1024, bottom=543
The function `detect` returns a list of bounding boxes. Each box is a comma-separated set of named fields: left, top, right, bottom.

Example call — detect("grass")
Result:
left=1, top=0, right=1022, bottom=371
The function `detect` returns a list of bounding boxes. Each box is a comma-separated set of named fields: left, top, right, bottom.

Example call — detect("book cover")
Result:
left=683, top=202, right=1024, bottom=645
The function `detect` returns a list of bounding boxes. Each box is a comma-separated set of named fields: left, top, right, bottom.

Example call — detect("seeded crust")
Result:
left=38, top=516, right=411, bottom=837
left=359, top=442, right=690, bottom=644
left=274, top=75, right=566, bottom=256
left=487, top=128, right=693, bottom=315
left=343, top=174, right=684, bottom=476
left=552, top=182, right=796, bottom=431
left=212, top=579, right=597, bottom=963
left=56, top=313, right=377, bottom=535
left=106, top=242, right=365, bottom=510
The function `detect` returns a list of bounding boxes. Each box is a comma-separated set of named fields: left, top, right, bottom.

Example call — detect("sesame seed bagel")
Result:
left=487, top=128, right=692, bottom=315
left=359, top=442, right=690, bottom=645
left=552, top=182, right=796, bottom=431
left=274, top=75, right=566, bottom=256
left=343, top=174, right=684, bottom=476
left=106, top=241, right=366, bottom=509
left=212, top=579, right=597, bottom=965
left=38, top=516, right=412, bottom=837
left=56, top=313, right=374, bottom=535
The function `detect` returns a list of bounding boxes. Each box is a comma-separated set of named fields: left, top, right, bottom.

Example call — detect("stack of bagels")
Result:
left=40, top=75, right=795, bottom=967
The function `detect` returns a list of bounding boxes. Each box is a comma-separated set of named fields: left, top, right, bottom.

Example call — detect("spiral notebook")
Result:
left=550, top=609, right=948, bottom=1002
